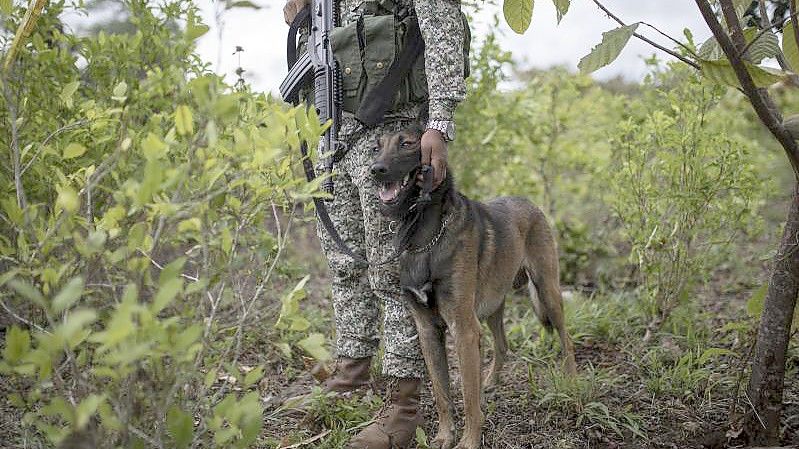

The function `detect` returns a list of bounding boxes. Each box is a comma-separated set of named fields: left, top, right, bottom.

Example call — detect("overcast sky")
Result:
left=194, top=0, right=714, bottom=94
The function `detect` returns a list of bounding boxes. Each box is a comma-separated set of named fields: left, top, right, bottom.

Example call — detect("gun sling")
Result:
left=285, top=6, right=368, bottom=265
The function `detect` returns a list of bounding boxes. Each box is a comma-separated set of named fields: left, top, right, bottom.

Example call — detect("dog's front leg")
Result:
left=440, top=294, right=484, bottom=449
left=407, top=300, right=456, bottom=449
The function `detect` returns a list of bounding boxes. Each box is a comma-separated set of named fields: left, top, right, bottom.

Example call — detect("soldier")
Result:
left=283, top=0, right=467, bottom=447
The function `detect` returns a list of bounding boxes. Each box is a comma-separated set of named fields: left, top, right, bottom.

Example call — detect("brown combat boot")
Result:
left=347, top=377, right=423, bottom=449
left=323, top=357, right=373, bottom=394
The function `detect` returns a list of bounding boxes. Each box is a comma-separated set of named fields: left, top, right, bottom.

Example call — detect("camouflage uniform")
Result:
left=318, top=0, right=466, bottom=378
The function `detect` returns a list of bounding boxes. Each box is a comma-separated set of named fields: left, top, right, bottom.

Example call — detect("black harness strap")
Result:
left=355, top=18, right=425, bottom=127
left=287, top=6, right=368, bottom=266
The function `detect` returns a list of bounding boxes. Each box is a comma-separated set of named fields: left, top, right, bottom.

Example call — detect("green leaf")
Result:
left=56, top=185, right=79, bottom=213
left=75, top=394, right=104, bottom=429
left=274, top=275, right=310, bottom=330
left=276, top=342, right=292, bottom=358
left=552, top=0, right=569, bottom=24
left=8, top=279, right=46, bottom=307
left=221, top=227, right=233, bottom=254
left=151, top=278, right=183, bottom=314
left=112, top=81, right=127, bottom=102
left=698, top=347, right=733, bottom=365
left=3, top=326, right=31, bottom=364
left=138, top=159, right=163, bottom=205
left=746, top=284, right=768, bottom=318
left=175, top=105, right=194, bottom=136
left=42, top=397, right=74, bottom=425
left=742, top=27, right=779, bottom=64
left=97, top=400, right=121, bottom=431
left=579, top=23, right=639, bottom=74
left=289, top=316, right=310, bottom=332
left=415, top=427, right=429, bottom=449
left=63, top=143, right=87, bottom=159
left=297, top=333, right=330, bottom=361
left=141, top=132, right=168, bottom=160
left=783, top=19, right=799, bottom=71
left=0, top=0, right=12, bottom=15
left=186, top=23, right=210, bottom=40
left=55, top=309, right=97, bottom=343
left=243, top=365, right=264, bottom=387
left=52, top=277, right=84, bottom=314
left=503, top=0, right=534, bottom=34
left=204, top=368, right=217, bottom=388
left=698, top=36, right=724, bottom=60
left=228, top=1, right=261, bottom=9
left=159, top=257, right=186, bottom=287
left=700, top=59, right=784, bottom=88
left=60, top=81, right=79, bottom=108
left=167, top=405, right=193, bottom=449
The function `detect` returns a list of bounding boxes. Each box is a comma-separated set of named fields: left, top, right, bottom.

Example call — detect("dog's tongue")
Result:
left=379, top=182, right=401, bottom=202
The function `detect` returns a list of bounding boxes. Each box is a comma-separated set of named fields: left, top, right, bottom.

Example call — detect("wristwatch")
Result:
left=426, top=120, right=456, bottom=142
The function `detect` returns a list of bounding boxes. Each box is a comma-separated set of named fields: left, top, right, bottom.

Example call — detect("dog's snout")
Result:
left=370, top=162, right=388, bottom=177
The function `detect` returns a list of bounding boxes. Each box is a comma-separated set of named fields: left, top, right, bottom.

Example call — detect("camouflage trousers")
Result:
left=316, top=118, right=425, bottom=379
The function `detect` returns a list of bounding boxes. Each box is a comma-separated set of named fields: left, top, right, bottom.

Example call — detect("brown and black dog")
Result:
left=370, top=125, right=578, bottom=449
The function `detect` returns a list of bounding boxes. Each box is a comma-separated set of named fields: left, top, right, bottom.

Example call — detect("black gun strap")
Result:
left=287, top=6, right=310, bottom=69
left=298, top=141, right=367, bottom=265
left=355, top=18, right=424, bottom=128
left=287, top=6, right=369, bottom=266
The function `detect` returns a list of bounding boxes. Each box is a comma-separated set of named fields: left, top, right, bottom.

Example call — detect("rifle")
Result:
left=281, top=1, right=366, bottom=263
left=280, top=0, right=340, bottom=197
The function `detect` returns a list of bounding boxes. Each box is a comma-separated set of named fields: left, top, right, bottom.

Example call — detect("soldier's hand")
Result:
left=284, top=0, right=309, bottom=25
left=420, top=129, right=448, bottom=189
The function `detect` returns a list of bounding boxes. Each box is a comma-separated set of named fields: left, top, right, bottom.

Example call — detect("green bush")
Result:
left=452, top=33, right=628, bottom=287
left=606, top=65, right=763, bottom=340
left=0, top=1, right=324, bottom=447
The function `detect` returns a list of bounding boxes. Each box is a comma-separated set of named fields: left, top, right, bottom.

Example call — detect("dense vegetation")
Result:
left=0, top=1, right=797, bottom=448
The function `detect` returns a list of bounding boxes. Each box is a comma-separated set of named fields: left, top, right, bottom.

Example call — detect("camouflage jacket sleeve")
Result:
left=414, top=0, right=466, bottom=121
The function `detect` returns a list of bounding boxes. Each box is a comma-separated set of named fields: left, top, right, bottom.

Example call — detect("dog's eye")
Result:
left=401, top=140, right=414, bottom=148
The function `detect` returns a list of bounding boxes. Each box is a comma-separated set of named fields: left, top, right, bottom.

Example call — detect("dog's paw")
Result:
left=432, top=430, right=456, bottom=449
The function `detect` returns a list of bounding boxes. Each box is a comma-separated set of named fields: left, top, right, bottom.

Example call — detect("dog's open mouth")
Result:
left=378, top=171, right=415, bottom=204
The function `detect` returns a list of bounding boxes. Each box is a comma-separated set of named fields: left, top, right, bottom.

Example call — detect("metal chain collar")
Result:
left=372, top=212, right=454, bottom=266
left=405, top=212, right=454, bottom=254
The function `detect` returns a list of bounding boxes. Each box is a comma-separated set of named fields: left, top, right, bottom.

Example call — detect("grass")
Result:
left=255, top=283, right=782, bottom=448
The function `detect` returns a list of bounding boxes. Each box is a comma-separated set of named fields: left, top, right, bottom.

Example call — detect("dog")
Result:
left=369, top=125, right=578, bottom=449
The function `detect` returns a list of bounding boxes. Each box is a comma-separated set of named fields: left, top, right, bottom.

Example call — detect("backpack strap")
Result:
left=355, top=17, right=424, bottom=127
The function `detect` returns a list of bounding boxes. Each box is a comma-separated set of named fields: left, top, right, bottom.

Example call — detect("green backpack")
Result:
left=328, top=0, right=471, bottom=117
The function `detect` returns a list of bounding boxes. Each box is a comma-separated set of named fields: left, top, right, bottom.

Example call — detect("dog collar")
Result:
left=406, top=212, right=455, bottom=254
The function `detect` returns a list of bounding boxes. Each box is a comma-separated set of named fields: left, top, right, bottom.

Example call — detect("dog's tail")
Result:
left=516, top=268, right=554, bottom=331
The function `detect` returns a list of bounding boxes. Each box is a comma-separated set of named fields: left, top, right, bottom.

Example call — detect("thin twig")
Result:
left=592, top=0, right=701, bottom=70
left=641, top=21, right=700, bottom=59
left=0, top=299, right=47, bottom=333
left=21, top=120, right=87, bottom=175
left=744, top=391, right=767, bottom=429
left=128, top=424, right=163, bottom=449
left=4, top=81, right=27, bottom=210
